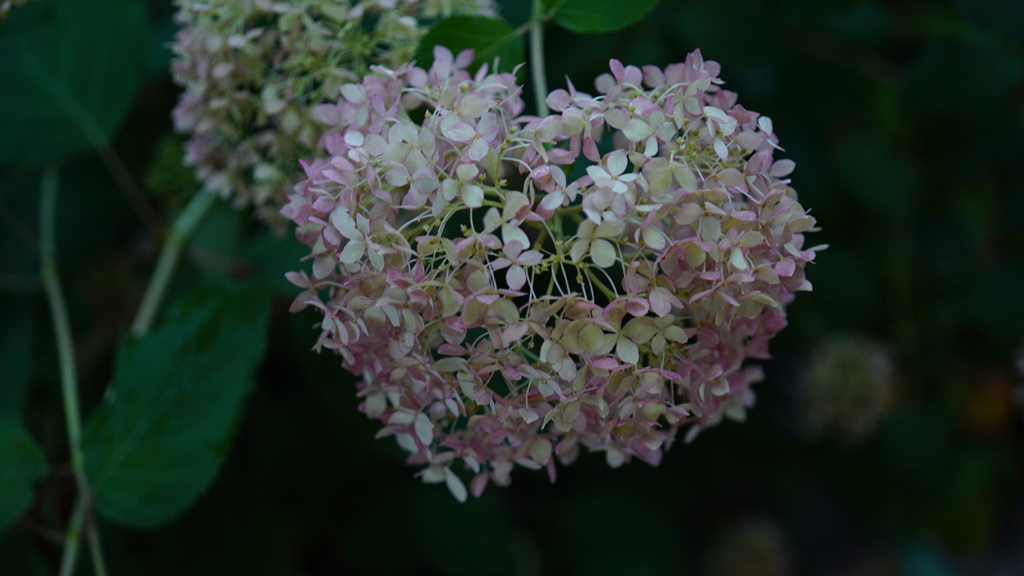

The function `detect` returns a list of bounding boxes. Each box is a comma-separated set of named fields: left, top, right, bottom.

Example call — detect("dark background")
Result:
left=2, top=0, right=1023, bottom=574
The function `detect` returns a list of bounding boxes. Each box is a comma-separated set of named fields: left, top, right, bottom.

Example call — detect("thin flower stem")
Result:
left=530, top=0, right=550, bottom=117
left=131, top=189, right=217, bottom=336
left=58, top=499, right=85, bottom=576
left=586, top=268, right=618, bottom=301
left=86, top=516, right=109, bottom=576
left=40, top=165, right=103, bottom=576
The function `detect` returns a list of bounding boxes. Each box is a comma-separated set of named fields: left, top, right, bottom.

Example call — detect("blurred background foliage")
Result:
left=1, top=0, right=1023, bottom=574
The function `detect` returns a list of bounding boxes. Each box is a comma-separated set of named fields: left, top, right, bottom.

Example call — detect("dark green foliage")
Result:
left=0, top=299, right=34, bottom=418
left=416, top=16, right=525, bottom=73
left=0, top=299, right=43, bottom=536
left=82, top=282, right=271, bottom=529
left=0, top=419, right=46, bottom=535
left=543, top=0, right=658, bottom=33
left=0, top=0, right=146, bottom=165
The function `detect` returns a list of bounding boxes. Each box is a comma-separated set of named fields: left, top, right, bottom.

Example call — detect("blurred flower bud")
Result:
left=800, top=335, right=894, bottom=444
left=702, top=518, right=793, bottom=576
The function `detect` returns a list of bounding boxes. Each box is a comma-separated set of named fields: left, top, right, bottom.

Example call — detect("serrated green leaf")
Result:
left=415, top=16, right=524, bottom=74
left=0, top=418, right=47, bottom=535
left=543, top=0, right=658, bottom=33
left=82, top=282, right=271, bottom=529
left=0, top=0, right=146, bottom=165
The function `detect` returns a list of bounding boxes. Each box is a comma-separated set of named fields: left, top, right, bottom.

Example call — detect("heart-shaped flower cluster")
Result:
left=283, top=47, right=822, bottom=500
left=170, top=0, right=495, bottom=224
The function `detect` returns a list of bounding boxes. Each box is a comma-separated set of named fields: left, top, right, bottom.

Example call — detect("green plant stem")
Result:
left=586, top=268, right=618, bottom=301
left=131, top=189, right=217, bottom=336
left=86, top=516, right=108, bottom=576
left=530, top=0, right=550, bottom=117
left=40, top=165, right=107, bottom=576
left=58, top=499, right=84, bottom=576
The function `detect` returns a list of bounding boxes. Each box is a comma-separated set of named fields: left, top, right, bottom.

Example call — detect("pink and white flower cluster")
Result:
left=170, top=0, right=494, bottom=223
left=284, top=47, right=822, bottom=500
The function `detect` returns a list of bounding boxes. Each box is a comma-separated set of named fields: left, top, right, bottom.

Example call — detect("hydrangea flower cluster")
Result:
left=170, top=0, right=495, bottom=223
left=284, top=47, right=821, bottom=500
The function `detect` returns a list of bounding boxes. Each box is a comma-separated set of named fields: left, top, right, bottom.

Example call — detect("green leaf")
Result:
left=82, top=282, right=271, bottom=529
left=0, top=297, right=35, bottom=419
left=415, top=16, right=524, bottom=74
left=0, top=297, right=42, bottom=536
left=543, top=0, right=659, bottom=34
left=0, top=419, right=47, bottom=535
left=0, top=0, right=146, bottom=165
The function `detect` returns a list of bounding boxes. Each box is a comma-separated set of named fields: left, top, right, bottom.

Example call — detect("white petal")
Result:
left=456, top=163, right=479, bottom=181
left=483, top=207, right=501, bottom=232
left=415, top=413, right=434, bottom=446
left=616, top=337, right=640, bottom=365
left=607, top=150, right=628, bottom=176
left=714, top=137, right=729, bottom=161
left=642, top=226, right=666, bottom=249
left=444, top=469, right=468, bottom=503
left=729, top=247, right=748, bottom=270
left=467, top=138, right=488, bottom=162
left=570, top=238, right=589, bottom=263
left=462, top=184, right=484, bottom=208
left=623, top=119, right=653, bottom=142
left=368, top=246, right=384, bottom=271
left=338, top=240, right=365, bottom=264
left=344, top=131, right=364, bottom=147
left=770, top=159, right=796, bottom=178
left=388, top=411, right=415, bottom=425
left=703, top=106, right=727, bottom=121
left=605, top=449, right=625, bottom=468
left=503, top=191, right=531, bottom=221
left=538, top=191, right=565, bottom=212
left=456, top=94, right=488, bottom=118
left=506, top=265, right=527, bottom=290
left=441, top=116, right=475, bottom=142
left=502, top=224, right=530, bottom=249
left=590, top=238, right=617, bottom=268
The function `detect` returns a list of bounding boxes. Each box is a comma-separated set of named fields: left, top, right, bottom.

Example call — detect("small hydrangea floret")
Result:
left=284, top=47, right=821, bottom=500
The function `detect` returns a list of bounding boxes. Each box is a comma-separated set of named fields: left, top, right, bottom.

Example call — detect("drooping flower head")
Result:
left=284, top=47, right=822, bottom=500
left=170, top=0, right=496, bottom=224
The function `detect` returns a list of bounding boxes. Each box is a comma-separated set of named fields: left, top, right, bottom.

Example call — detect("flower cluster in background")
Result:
left=799, top=334, right=894, bottom=444
left=284, top=46, right=820, bottom=500
left=701, top=518, right=792, bottom=576
left=170, top=0, right=494, bottom=224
